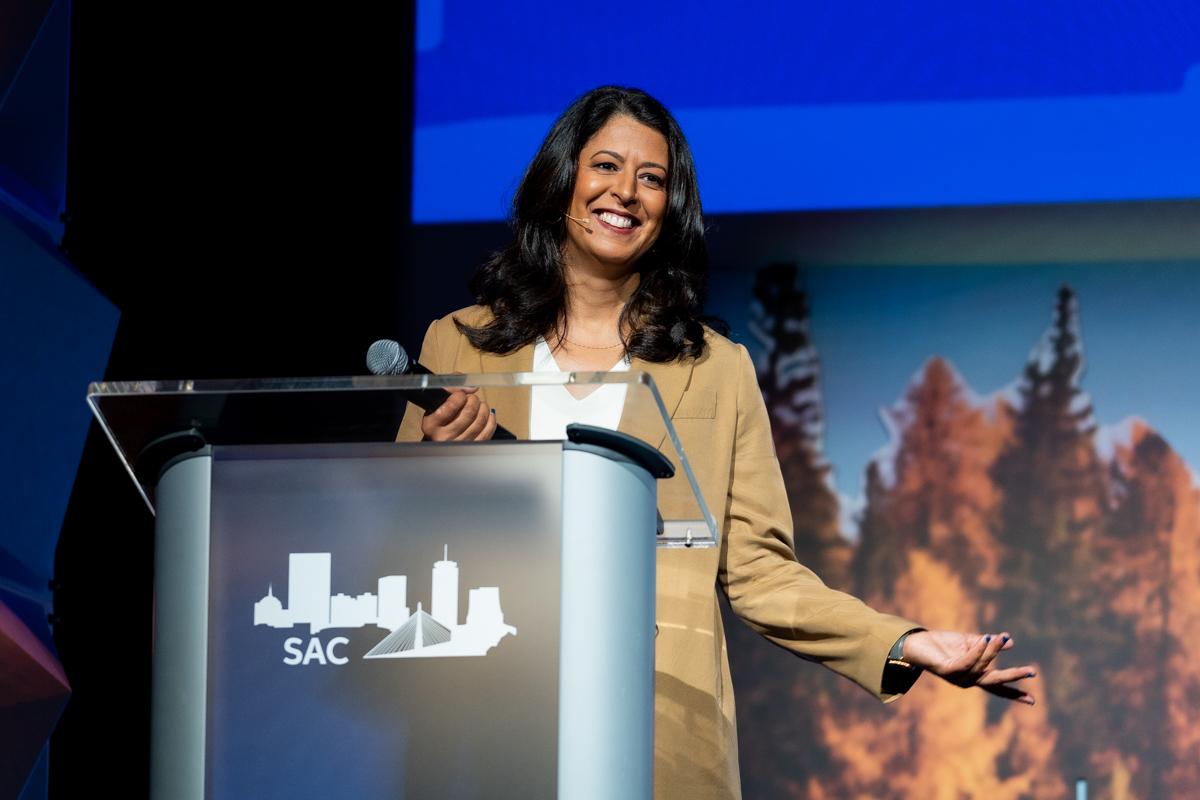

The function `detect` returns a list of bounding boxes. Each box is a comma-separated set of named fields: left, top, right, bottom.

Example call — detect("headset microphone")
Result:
left=564, top=213, right=593, bottom=232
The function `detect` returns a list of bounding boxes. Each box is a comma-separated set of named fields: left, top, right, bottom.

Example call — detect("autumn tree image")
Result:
left=1102, top=424, right=1200, bottom=798
left=854, top=357, right=1006, bottom=603
left=810, top=550, right=1063, bottom=800
left=816, top=356, right=1064, bottom=800
left=723, top=275, right=1200, bottom=797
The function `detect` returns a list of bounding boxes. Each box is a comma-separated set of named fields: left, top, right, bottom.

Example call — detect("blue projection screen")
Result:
left=413, top=1, right=1200, bottom=223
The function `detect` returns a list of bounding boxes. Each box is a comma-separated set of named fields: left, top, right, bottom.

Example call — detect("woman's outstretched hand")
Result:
left=902, top=630, right=1037, bottom=705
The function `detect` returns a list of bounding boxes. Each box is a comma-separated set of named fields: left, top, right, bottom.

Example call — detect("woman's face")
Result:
left=562, top=115, right=670, bottom=272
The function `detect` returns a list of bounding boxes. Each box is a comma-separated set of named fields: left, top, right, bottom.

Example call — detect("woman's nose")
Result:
left=611, top=170, right=638, bottom=205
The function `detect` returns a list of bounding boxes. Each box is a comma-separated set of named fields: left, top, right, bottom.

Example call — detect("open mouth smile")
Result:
left=593, top=209, right=640, bottom=233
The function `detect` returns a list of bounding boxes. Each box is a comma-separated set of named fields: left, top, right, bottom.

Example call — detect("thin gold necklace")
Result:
left=561, top=335, right=624, bottom=350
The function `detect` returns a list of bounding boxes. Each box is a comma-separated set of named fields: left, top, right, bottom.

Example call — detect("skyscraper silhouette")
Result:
left=431, top=545, right=458, bottom=629
left=377, top=575, right=410, bottom=629
left=289, top=553, right=331, bottom=633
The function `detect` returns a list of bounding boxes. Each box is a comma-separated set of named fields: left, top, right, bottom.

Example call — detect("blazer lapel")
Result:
left=621, top=356, right=694, bottom=451
left=478, top=344, right=534, bottom=440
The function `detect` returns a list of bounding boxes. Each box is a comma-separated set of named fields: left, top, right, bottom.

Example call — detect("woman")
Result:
left=397, top=86, right=1035, bottom=799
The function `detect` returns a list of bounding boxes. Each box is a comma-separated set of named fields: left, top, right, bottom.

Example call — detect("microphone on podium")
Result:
left=366, top=338, right=432, bottom=377
left=367, top=339, right=516, bottom=440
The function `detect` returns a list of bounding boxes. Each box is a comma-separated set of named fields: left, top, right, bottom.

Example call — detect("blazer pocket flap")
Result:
left=673, top=390, right=716, bottom=419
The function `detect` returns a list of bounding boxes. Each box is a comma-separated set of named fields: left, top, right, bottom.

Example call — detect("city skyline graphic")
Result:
left=253, top=546, right=517, bottom=659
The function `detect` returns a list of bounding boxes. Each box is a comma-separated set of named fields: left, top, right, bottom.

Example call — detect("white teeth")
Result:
left=597, top=211, right=633, bottom=229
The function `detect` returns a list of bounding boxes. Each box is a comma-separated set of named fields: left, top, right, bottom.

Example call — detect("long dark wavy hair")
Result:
left=456, top=86, right=721, bottom=362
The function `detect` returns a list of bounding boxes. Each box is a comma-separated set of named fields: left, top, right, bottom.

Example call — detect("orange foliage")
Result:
left=858, top=358, right=1006, bottom=601
left=1106, top=423, right=1200, bottom=796
left=811, top=551, right=1065, bottom=799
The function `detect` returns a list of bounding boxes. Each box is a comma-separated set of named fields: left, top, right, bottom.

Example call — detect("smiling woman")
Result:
left=454, top=86, right=712, bottom=365
left=397, top=86, right=1038, bottom=800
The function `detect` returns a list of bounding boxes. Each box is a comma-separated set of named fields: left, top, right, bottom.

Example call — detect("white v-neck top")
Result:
left=529, top=337, right=631, bottom=440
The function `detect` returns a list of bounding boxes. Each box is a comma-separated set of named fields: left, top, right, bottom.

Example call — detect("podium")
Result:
left=88, top=372, right=717, bottom=800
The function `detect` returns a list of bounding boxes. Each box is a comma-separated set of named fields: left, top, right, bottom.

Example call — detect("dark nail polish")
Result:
left=1027, top=672, right=1036, bottom=678
left=985, top=635, right=992, bottom=644
left=1002, top=635, right=1010, bottom=644
left=490, top=408, right=496, bottom=414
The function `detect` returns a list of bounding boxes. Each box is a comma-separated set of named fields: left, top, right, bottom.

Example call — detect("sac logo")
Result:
left=253, top=546, right=517, bottom=666
left=282, top=636, right=350, bottom=666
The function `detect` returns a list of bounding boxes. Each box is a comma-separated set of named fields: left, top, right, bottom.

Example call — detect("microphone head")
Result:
left=366, top=339, right=410, bottom=375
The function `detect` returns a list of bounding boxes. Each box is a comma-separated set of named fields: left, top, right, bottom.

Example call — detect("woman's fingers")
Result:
left=445, top=393, right=485, bottom=440
left=968, top=636, right=1036, bottom=705
left=422, top=388, right=484, bottom=441
left=455, top=398, right=493, bottom=440
left=977, top=632, right=1009, bottom=672
left=977, top=665, right=1037, bottom=687
left=478, top=407, right=498, bottom=440
left=981, top=662, right=1037, bottom=705
left=425, top=389, right=469, bottom=427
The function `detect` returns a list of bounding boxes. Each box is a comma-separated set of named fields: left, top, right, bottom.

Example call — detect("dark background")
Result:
left=52, top=8, right=418, bottom=797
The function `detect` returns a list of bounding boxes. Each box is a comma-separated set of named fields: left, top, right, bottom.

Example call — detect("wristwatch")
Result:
left=881, top=629, right=924, bottom=695
left=888, top=631, right=915, bottom=667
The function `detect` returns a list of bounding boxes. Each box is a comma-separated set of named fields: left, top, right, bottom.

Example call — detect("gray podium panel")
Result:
left=202, top=442, right=563, bottom=799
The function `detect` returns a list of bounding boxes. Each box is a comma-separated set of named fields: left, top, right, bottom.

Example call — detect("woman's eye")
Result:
left=641, top=173, right=665, bottom=186
left=594, top=161, right=617, bottom=171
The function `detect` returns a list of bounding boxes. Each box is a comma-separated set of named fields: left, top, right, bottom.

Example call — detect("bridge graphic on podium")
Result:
left=253, top=546, right=517, bottom=659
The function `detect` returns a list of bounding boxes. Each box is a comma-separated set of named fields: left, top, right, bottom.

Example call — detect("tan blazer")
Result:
left=398, top=306, right=918, bottom=800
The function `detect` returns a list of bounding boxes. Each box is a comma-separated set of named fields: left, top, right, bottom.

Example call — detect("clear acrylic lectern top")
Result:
left=87, top=372, right=718, bottom=547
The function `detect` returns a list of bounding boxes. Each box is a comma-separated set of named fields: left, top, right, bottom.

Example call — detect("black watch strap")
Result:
left=881, top=630, right=924, bottom=696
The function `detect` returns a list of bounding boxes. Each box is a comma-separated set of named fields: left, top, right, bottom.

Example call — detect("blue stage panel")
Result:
left=413, top=1, right=1200, bottom=220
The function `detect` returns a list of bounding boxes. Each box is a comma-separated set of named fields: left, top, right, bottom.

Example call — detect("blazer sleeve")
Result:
left=716, top=343, right=919, bottom=702
left=394, top=319, right=443, bottom=443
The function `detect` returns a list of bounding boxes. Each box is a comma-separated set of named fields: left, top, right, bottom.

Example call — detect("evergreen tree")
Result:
left=990, top=285, right=1114, bottom=780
